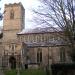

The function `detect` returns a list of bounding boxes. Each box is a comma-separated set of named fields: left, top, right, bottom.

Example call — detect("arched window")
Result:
left=37, top=48, right=42, bottom=63
left=60, top=47, right=66, bottom=62
left=10, top=9, right=14, bottom=19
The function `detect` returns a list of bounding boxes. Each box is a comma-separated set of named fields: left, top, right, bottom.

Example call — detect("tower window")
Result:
left=10, top=9, right=14, bottom=19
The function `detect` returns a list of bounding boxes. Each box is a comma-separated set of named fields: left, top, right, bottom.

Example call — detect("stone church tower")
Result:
left=3, top=2, right=25, bottom=41
left=2, top=3, right=25, bottom=69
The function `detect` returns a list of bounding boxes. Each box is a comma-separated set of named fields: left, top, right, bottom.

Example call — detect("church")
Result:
left=0, top=2, right=71, bottom=69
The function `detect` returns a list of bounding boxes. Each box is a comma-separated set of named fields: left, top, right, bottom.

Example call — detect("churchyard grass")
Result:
left=4, top=69, right=47, bottom=75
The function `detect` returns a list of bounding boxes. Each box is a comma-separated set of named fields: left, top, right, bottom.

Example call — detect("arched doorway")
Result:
left=9, top=56, right=16, bottom=69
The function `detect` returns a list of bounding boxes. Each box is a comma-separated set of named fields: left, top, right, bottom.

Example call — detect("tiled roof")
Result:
left=18, top=27, right=61, bottom=34
left=24, top=40, right=66, bottom=47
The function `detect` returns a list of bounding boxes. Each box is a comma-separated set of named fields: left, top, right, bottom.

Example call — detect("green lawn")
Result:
left=4, top=70, right=17, bottom=75
left=4, top=69, right=46, bottom=75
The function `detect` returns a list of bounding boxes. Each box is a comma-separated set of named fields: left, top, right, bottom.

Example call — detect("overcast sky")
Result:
left=0, top=0, right=40, bottom=29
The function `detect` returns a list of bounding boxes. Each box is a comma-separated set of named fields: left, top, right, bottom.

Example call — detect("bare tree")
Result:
left=0, top=0, right=2, bottom=20
left=33, top=0, right=75, bottom=61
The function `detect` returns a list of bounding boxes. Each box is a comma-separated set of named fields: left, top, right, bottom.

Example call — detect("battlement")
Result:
left=5, top=2, right=25, bottom=10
